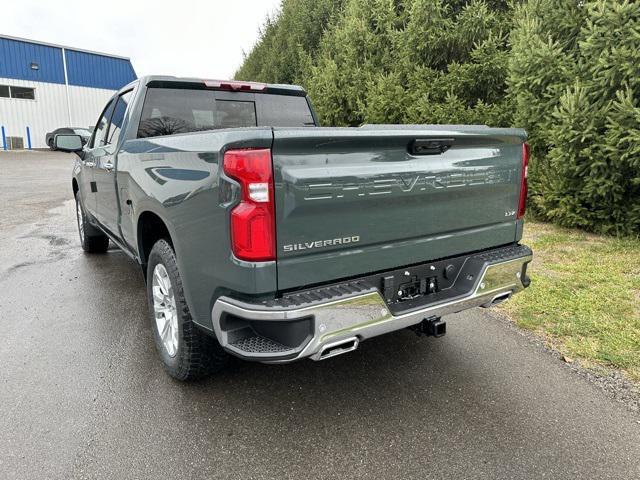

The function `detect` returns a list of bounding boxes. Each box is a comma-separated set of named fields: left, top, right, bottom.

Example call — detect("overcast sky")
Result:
left=3, top=0, right=281, bottom=79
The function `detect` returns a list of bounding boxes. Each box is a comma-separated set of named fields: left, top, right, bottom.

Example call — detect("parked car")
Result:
left=46, top=127, right=91, bottom=149
left=57, top=75, right=533, bottom=380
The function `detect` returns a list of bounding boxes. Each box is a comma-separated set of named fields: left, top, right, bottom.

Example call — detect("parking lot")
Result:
left=1, top=150, right=639, bottom=479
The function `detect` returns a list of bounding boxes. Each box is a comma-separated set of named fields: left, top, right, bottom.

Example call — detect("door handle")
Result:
left=411, top=138, right=455, bottom=155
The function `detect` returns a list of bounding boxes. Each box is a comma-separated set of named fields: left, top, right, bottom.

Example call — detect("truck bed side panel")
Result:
left=117, top=128, right=275, bottom=330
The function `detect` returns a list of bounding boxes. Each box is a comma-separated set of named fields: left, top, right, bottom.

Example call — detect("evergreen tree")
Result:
left=236, top=0, right=345, bottom=84
left=510, top=0, right=639, bottom=234
left=305, top=0, right=403, bottom=126
left=305, top=0, right=513, bottom=126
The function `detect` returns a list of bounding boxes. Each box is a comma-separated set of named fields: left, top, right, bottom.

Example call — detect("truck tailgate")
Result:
left=272, top=126, right=526, bottom=290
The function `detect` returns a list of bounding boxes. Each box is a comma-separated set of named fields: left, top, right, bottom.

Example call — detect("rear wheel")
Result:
left=147, top=239, right=228, bottom=380
left=48, top=138, right=55, bottom=150
left=75, top=195, right=109, bottom=253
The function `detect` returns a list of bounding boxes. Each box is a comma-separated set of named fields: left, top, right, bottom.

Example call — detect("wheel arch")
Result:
left=136, top=210, right=174, bottom=268
left=72, top=177, right=79, bottom=197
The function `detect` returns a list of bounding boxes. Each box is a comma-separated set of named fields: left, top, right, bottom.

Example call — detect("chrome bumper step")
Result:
left=211, top=244, right=532, bottom=363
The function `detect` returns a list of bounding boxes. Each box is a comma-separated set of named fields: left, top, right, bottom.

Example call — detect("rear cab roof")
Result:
left=137, top=75, right=307, bottom=97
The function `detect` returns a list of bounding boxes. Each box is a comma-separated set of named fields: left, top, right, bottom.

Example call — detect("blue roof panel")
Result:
left=0, top=36, right=136, bottom=89
left=66, top=50, right=136, bottom=90
left=0, top=37, right=66, bottom=84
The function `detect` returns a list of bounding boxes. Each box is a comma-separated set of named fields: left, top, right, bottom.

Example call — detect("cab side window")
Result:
left=106, top=90, right=133, bottom=147
left=91, top=100, right=115, bottom=148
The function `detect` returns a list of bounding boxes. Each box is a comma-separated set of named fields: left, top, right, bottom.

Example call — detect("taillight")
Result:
left=223, top=148, right=275, bottom=261
left=518, top=143, right=529, bottom=219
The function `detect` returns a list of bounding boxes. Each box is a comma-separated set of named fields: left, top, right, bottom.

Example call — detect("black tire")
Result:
left=75, top=194, right=109, bottom=253
left=147, top=239, right=228, bottom=380
left=48, top=138, right=56, bottom=150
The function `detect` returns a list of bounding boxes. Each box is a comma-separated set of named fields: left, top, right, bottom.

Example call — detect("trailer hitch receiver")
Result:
left=410, top=316, right=446, bottom=337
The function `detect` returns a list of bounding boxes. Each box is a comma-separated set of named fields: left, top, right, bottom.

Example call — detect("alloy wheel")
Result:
left=152, top=263, right=179, bottom=357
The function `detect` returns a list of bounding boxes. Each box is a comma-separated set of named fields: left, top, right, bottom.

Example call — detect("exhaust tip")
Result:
left=483, top=291, right=512, bottom=308
left=317, top=337, right=359, bottom=361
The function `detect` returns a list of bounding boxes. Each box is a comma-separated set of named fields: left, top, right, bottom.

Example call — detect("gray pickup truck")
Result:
left=58, top=76, right=532, bottom=380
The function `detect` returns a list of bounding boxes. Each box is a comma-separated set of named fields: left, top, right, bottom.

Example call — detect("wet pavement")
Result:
left=1, top=151, right=639, bottom=480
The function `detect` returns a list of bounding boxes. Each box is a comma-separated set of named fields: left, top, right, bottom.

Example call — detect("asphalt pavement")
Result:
left=1, top=151, right=639, bottom=480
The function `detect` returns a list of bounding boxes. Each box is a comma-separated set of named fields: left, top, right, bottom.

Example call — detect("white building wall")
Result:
left=0, top=77, right=116, bottom=148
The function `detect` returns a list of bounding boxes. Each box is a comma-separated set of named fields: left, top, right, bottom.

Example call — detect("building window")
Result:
left=0, top=85, right=36, bottom=100
left=10, top=86, right=35, bottom=100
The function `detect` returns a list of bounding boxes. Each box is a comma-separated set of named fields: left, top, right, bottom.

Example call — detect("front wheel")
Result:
left=147, top=239, right=228, bottom=380
left=75, top=195, right=109, bottom=253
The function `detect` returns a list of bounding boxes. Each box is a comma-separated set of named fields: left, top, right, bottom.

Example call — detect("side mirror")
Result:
left=54, top=134, right=83, bottom=152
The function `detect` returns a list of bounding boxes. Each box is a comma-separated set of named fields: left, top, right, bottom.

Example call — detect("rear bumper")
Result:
left=211, top=244, right=532, bottom=363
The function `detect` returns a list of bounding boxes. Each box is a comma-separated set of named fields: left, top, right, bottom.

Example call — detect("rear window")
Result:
left=137, top=87, right=314, bottom=138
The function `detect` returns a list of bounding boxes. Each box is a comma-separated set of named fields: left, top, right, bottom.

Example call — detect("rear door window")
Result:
left=91, top=100, right=115, bottom=148
left=106, top=90, right=134, bottom=146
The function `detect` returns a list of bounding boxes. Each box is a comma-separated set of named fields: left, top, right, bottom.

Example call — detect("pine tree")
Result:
left=306, top=0, right=513, bottom=126
left=510, top=0, right=640, bottom=234
left=235, top=0, right=345, bottom=84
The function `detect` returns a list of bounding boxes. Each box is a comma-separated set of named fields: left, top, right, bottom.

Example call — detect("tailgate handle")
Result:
left=411, top=138, right=454, bottom=155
